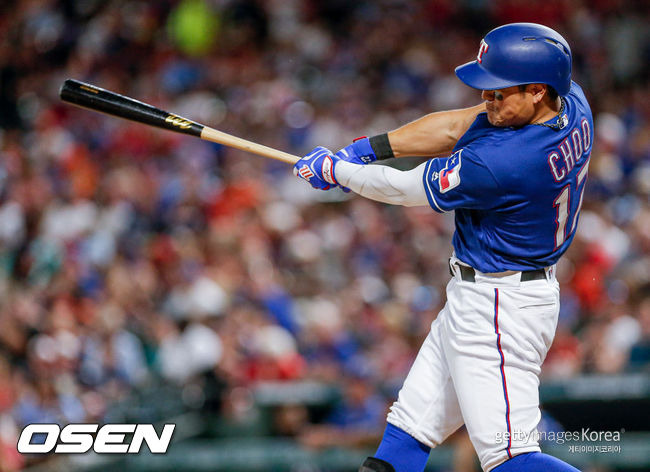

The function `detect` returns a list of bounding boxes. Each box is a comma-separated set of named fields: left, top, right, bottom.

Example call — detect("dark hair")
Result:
left=518, top=84, right=559, bottom=101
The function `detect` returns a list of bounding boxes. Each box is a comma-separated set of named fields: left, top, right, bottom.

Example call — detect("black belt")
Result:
left=452, top=264, right=547, bottom=283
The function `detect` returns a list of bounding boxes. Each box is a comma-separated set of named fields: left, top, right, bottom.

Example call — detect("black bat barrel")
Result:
left=59, top=79, right=204, bottom=137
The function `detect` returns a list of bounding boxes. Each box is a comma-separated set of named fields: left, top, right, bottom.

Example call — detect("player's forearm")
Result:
left=335, top=160, right=428, bottom=207
left=387, top=103, right=486, bottom=157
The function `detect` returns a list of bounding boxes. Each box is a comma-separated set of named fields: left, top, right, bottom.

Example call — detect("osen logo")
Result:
left=17, top=423, right=176, bottom=454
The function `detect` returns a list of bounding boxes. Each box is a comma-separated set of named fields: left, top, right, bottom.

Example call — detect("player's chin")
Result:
left=486, top=113, right=506, bottom=127
left=487, top=112, right=517, bottom=128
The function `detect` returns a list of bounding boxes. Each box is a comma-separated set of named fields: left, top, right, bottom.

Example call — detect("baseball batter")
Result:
left=294, top=23, right=590, bottom=472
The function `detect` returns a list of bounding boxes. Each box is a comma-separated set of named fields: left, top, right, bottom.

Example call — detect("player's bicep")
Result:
left=388, top=103, right=486, bottom=157
left=422, top=149, right=501, bottom=212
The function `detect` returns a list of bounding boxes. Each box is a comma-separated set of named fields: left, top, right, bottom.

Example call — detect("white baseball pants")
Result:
left=387, top=257, right=559, bottom=471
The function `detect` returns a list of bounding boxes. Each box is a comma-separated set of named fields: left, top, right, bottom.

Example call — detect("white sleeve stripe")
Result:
left=422, top=160, right=447, bottom=213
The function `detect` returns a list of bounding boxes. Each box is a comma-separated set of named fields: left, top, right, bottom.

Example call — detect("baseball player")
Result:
left=294, top=23, right=591, bottom=472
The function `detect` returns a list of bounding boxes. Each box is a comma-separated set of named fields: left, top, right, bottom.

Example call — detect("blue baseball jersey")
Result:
left=422, top=82, right=593, bottom=273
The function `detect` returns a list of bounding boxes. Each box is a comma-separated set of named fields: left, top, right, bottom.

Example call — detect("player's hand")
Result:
left=294, top=146, right=341, bottom=191
left=334, top=136, right=377, bottom=165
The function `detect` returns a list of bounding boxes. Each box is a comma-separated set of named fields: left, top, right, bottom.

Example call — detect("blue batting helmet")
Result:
left=455, top=23, right=572, bottom=96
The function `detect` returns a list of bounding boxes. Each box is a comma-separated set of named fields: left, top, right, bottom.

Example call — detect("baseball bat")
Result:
left=59, top=79, right=300, bottom=164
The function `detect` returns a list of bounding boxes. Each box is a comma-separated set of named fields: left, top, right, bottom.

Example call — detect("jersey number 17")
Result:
left=553, top=162, right=589, bottom=248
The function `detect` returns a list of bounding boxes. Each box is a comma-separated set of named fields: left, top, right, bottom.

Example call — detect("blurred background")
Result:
left=1, top=0, right=650, bottom=471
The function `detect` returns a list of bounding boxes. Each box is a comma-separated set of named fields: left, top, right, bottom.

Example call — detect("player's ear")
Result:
left=529, top=84, right=547, bottom=104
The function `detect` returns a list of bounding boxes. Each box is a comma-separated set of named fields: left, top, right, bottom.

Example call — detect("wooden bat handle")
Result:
left=60, top=79, right=301, bottom=165
left=200, top=127, right=299, bottom=164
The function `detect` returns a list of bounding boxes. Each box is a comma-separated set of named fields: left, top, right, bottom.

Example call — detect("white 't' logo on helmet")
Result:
left=477, top=39, right=489, bottom=63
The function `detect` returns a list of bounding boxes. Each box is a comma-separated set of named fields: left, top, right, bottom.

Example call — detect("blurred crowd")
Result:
left=1, top=0, right=650, bottom=470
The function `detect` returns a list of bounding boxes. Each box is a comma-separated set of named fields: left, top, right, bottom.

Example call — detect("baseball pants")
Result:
left=387, top=256, right=559, bottom=471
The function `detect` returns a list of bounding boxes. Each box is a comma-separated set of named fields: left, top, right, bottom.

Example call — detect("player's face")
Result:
left=482, top=86, right=535, bottom=127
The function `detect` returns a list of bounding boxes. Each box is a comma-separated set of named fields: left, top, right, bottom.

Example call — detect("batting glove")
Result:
left=294, top=146, right=341, bottom=190
left=335, top=136, right=377, bottom=165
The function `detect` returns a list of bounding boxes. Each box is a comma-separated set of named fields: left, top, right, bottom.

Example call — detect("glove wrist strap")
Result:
left=369, top=133, right=394, bottom=161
